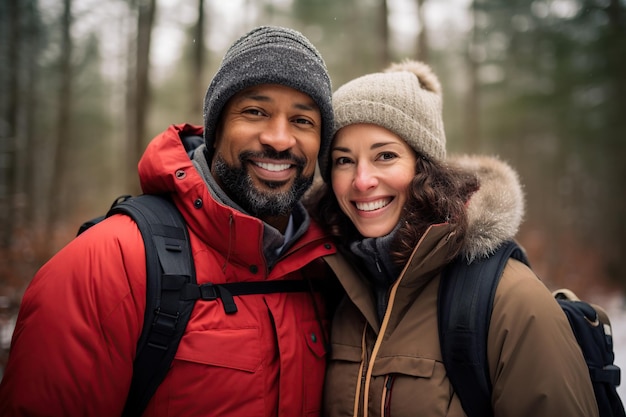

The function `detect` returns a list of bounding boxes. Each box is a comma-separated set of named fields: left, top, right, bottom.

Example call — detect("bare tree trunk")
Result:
left=0, top=0, right=42, bottom=306
left=124, top=4, right=137, bottom=192
left=125, top=0, right=156, bottom=194
left=464, top=0, right=480, bottom=152
left=22, top=0, right=41, bottom=229
left=378, top=0, right=390, bottom=67
left=605, top=0, right=626, bottom=283
left=45, top=0, right=73, bottom=255
left=190, top=0, right=205, bottom=116
left=0, top=0, right=20, bottom=249
left=415, top=0, right=429, bottom=62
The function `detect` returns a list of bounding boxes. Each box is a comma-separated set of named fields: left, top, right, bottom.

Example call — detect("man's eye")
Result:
left=243, top=109, right=264, bottom=116
left=293, top=117, right=313, bottom=125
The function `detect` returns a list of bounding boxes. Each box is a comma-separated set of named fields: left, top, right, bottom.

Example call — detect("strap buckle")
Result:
left=198, top=283, right=237, bottom=314
left=199, top=283, right=218, bottom=300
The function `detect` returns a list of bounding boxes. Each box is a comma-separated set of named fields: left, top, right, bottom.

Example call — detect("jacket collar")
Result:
left=137, top=124, right=329, bottom=272
left=450, top=155, right=525, bottom=262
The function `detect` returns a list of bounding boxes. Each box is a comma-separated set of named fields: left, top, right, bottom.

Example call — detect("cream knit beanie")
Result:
left=320, top=60, right=446, bottom=181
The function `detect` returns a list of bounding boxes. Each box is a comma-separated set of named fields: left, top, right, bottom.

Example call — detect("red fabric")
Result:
left=0, top=124, right=336, bottom=417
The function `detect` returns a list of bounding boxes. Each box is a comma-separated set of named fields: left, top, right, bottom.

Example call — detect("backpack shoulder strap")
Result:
left=437, top=240, right=529, bottom=417
left=107, top=194, right=196, bottom=417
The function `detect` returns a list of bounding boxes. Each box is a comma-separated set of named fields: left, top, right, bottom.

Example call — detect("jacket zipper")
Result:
left=382, top=374, right=394, bottom=417
left=354, top=325, right=368, bottom=417
left=375, top=254, right=382, bottom=273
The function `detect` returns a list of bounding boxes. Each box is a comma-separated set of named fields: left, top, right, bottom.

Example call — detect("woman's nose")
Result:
left=353, top=163, right=378, bottom=191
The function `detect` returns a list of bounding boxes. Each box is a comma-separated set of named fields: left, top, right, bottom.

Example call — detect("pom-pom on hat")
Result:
left=202, top=26, right=333, bottom=168
left=320, top=60, right=446, bottom=181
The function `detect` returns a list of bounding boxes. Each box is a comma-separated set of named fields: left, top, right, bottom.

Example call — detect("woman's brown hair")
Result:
left=306, top=155, right=479, bottom=266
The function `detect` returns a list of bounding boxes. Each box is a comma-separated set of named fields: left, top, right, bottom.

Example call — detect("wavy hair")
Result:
left=306, top=156, right=479, bottom=266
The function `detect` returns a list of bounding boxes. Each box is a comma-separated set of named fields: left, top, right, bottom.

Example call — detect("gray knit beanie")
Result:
left=320, top=60, right=446, bottom=181
left=203, top=26, right=333, bottom=168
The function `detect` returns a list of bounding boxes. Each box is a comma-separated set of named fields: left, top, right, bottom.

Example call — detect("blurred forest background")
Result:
left=0, top=0, right=625, bottom=365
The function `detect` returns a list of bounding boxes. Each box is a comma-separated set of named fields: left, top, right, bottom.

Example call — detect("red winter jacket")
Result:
left=0, top=124, right=337, bottom=417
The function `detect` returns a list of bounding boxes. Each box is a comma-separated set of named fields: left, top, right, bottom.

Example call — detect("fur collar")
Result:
left=449, top=155, right=525, bottom=262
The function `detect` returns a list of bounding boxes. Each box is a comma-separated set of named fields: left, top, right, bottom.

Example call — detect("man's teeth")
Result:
left=255, top=162, right=291, bottom=171
left=356, top=199, right=390, bottom=212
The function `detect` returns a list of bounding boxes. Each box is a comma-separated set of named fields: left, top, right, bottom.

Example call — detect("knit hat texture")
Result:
left=203, top=26, right=333, bottom=169
left=321, top=60, right=446, bottom=181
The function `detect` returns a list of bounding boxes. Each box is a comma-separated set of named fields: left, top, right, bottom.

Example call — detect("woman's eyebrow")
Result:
left=371, top=141, right=399, bottom=150
left=331, top=145, right=351, bottom=153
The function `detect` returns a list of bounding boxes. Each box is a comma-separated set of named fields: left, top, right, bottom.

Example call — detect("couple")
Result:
left=0, top=26, right=598, bottom=416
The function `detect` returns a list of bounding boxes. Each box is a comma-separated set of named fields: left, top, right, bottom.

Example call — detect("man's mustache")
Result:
left=239, top=149, right=306, bottom=169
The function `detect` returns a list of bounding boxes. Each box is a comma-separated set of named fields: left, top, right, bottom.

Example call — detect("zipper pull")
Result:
left=384, top=374, right=395, bottom=416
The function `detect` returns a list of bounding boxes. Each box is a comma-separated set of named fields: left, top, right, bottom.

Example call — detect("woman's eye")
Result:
left=334, top=156, right=352, bottom=166
left=379, top=152, right=397, bottom=161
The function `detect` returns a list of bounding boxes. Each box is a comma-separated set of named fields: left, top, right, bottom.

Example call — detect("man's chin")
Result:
left=258, top=178, right=292, bottom=190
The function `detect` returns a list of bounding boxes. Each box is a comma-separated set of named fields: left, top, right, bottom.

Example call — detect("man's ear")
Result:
left=214, top=118, right=224, bottom=149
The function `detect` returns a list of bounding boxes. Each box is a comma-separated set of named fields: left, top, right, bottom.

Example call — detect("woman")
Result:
left=307, top=60, right=598, bottom=417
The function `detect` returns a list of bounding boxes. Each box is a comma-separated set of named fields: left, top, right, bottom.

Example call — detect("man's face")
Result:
left=211, top=84, right=322, bottom=217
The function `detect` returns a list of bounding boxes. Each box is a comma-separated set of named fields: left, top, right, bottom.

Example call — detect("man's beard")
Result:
left=213, top=149, right=314, bottom=217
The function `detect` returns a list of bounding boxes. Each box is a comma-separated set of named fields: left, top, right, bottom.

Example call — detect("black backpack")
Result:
left=78, top=194, right=321, bottom=417
left=438, top=240, right=626, bottom=417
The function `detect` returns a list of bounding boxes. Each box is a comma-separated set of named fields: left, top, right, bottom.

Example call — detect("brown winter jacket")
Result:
left=321, top=155, right=599, bottom=417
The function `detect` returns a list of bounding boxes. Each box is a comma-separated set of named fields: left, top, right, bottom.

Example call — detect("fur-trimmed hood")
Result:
left=449, top=154, right=525, bottom=262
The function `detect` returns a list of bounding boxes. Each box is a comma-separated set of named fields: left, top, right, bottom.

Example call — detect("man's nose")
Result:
left=259, top=117, right=296, bottom=152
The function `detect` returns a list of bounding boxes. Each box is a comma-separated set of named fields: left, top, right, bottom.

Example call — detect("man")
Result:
left=0, top=26, right=337, bottom=417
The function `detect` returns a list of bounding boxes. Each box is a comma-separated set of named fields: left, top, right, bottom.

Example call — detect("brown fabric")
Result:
left=322, top=225, right=599, bottom=417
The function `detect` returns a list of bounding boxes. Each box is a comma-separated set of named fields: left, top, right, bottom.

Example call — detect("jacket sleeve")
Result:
left=488, top=259, right=600, bottom=417
left=0, top=215, right=147, bottom=417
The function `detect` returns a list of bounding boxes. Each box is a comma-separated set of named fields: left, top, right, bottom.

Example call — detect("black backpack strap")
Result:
left=179, top=279, right=317, bottom=314
left=77, top=195, right=131, bottom=235
left=438, top=240, right=529, bottom=417
left=107, top=195, right=196, bottom=417
left=100, top=194, right=326, bottom=416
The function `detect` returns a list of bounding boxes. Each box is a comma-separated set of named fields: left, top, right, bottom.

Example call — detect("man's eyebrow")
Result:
left=293, top=102, right=318, bottom=112
left=240, top=93, right=271, bottom=102
left=238, top=93, right=318, bottom=112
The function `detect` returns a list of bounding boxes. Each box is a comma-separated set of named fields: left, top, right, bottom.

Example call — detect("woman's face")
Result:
left=331, top=123, right=417, bottom=238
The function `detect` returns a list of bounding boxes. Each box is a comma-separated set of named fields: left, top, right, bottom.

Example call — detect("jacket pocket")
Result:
left=324, top=343, right=364, bottom=417
left=301, top=319, right=329, bottom=417
left=174, top=328, right=261, bottom=372
left=329, top=342, right=363, bottom=362
left=371, top=355, right=436, bottom=378
left=372, top=357, right=444, bottom=417
left=303, top=319, right=328, bottom=358
left=148, top=328, right=265, bottom=417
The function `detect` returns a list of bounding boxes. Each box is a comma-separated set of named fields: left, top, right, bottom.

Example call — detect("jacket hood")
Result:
left=137, top=124, right=331, bottom=271
left=138, top=123, right=204, bottom=195
left=449, top=154, right=525, bottom=262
